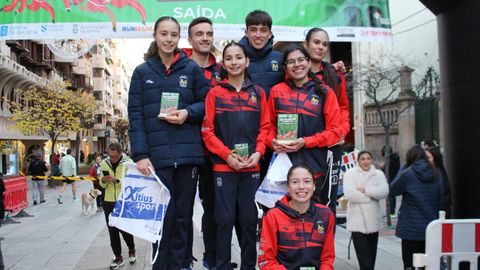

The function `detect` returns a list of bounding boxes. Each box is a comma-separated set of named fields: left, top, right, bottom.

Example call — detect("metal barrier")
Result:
left=413, top=211, right=480, bottom=269
left=3, top=176, right=28, bottom=212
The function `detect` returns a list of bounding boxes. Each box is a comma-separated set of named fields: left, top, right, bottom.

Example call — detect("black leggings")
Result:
left=401, top=239, right=425, bottom=270
left=352, top=232, right=379, bottom=270
left=103, top=202, right=135, bottom=258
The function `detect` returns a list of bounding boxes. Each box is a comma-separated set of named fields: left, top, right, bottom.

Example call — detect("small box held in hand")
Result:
left=158, top=92, right=179, bottom=119
left=234, top=143, right=249, bottom=160
left=277, top=114, right=298, bottom=144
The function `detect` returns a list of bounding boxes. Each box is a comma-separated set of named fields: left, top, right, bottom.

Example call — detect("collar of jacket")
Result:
left=239, top=35, right=275, bottom=60
left=105, top=154, right=129, bottom=171
left=182, top=48, right=218, bottom=70
left=285, top=79, right=316, bottom=93
left=217, top=78, right=255, bottom=92
left=275, top=195, right=317, bottom=219
left=146, top=50, right=189, bottom=77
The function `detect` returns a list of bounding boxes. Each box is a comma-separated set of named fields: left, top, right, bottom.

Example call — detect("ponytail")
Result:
left=144, top=41, right=158, bottom=60
left=308, top=70, right=328, bottom=98
left=320, top=61, right=339, bottom=96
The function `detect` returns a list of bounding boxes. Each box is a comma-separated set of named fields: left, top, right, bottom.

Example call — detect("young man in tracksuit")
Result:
left=100, top=143, right=136, bottom=270
left=182, top=17, right=223, bottom=270
left=238, top=9, right=285, bottom=240
left=202, top=72, right=270, bottom=270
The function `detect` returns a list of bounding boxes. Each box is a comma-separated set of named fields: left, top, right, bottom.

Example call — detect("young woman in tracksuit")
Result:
left=268, top=44, right=341, bottom=195
left=201, top=41, right=270, bottom=270
left=128, top=16, right=209, bottom=270
left=258, top=163, right=335, bottom=270
left=304, top=28, right=350, bottom=213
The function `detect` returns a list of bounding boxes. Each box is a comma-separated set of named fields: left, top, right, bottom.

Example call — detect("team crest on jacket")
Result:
left=311, top=95, right=320, bottom=105
left=271, top=60, right=279, bottom=71
left=179, top=75, right=188, bottom=88
left=214, top=72, right=221, bottom=81
left=249, top=92, right=258, bottom=104
left=316, top=221, right=325, bottom=233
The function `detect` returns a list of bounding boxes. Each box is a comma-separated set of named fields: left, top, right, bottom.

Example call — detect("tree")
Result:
left=112, top=118, right=129, bottom=151
left=8, top=81, right=95, bottom=168
left=354, top=57, right=417, bottom=227
left=71, top=89, right=96, bottom=165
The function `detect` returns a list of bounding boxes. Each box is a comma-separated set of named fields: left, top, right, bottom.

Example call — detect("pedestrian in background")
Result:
left=390, top=145, right=445, bottom=270
left=425, top=146, right=451, bottom=218
left=128, top=16, right=209, bottom=270
left=100, top=143, right=137, bottom=269
left=344, top=150, right=389, bottom=270
left=89, top=154, right=104, bottom=211
left=258, top=163, right=335, bottom=269
left=57, top=149, right=77, bottom=204
left=381, top=145, right=400, bottom=217
left=28, top=152, right=49, bottom=205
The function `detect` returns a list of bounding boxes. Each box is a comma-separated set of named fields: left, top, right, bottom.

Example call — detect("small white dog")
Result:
left=81, top=189, right=102, bottom=215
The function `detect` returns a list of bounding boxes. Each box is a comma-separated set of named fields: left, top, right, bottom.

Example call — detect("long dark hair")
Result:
left=427, top=147, right=448, bottom=178
left=287, top=163, right=315, bottom=184
left=282, top=44, right=328, bottom=98
left=144, top=16, right=180, bottom=60
left=305, top=27, right=339, bottom=95
left=405, top=145, right=437, bottom=179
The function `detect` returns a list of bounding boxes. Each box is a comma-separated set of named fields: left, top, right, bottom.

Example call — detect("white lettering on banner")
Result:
left=173, top=7, right=226, bottom=20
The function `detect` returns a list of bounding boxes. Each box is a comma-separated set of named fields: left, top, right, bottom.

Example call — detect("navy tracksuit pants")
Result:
left=198, top=159, right=216, bottom=267
left=152, top=166, right=198, bottom=270
left=214, top=171, right=259, bottom=270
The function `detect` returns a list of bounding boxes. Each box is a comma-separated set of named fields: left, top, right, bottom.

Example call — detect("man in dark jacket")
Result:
left=183, top=17, right=223, bottom=269
left=28, top=152, right=49, bottom=205
left=238, top=10, right=284, bottom=98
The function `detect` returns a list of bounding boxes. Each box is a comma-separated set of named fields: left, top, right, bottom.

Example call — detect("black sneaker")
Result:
left=110, top=256, right=124, bottom=269
left=128, top=249, right=137, bottom=264
left=40, top=200, right=46, bottom=203
left=33, top=201, right=38, bottom=205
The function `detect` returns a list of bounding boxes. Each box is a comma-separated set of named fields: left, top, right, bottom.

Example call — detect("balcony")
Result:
left=72, top=58, right=88, bottom=75
left=93, top=77, right=105, bottom=92
left=92, top=54, right=106, bottom=69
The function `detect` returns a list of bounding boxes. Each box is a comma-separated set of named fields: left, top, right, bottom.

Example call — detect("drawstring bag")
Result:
left=109, top=164, right=170, bottom=264
left=255, top=153, right=289, bottom=208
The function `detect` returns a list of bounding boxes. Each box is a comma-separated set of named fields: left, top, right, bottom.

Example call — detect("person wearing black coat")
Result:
left=128, top=16, right=209, bottom=270
left=390, top=145, right=445, bottom=270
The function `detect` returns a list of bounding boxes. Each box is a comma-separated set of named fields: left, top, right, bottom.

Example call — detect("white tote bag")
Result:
left=255, top=153, right=289, bottom=208
left=109, top=164, right=170, bottom=263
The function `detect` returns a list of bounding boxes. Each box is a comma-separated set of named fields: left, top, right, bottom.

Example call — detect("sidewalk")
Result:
left=1, top=179, right=402, bottom=270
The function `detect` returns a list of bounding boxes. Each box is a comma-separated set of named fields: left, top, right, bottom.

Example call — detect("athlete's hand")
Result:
left=282, top=138, right=306, bottom=153
left=332, top=60, right=346, bottom=73
left=136, top=158, right=153, bottom=176
left=245, top=152, right=262, bottom=168
left=226, top=153, right=246, bottom=171
left=164, top=109, right=189, bottom=125
left=271, top=139, right=286, bottom=153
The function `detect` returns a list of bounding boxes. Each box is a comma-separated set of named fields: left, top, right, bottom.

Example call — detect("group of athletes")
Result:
left=127, top=10, right=349, bottom=270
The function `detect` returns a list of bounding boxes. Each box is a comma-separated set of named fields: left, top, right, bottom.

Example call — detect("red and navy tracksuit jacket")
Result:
left=201, top=78, right=270, bottom=172
left=258, top=195, right=335, bottom=270
left=267, top=80, right=341, bottom=177
left=315, top=62, right=350, bottom=140
left=183, top=48, right=224, bottom=88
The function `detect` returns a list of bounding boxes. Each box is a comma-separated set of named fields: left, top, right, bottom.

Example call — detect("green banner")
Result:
left=0, top=0, right=392, bottom=41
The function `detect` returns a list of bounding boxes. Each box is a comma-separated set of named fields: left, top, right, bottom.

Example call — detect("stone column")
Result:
left=396, top=66, right=416, bottom=160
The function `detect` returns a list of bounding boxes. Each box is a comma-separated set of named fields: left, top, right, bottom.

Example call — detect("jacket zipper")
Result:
left=302, top=217, right=307, bottom=247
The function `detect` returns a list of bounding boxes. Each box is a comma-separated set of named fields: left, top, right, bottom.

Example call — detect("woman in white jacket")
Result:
left=344, top=150, right=389, bottom=270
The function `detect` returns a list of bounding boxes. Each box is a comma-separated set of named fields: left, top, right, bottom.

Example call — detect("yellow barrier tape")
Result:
left=30, top=176, right=98, bottom=181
